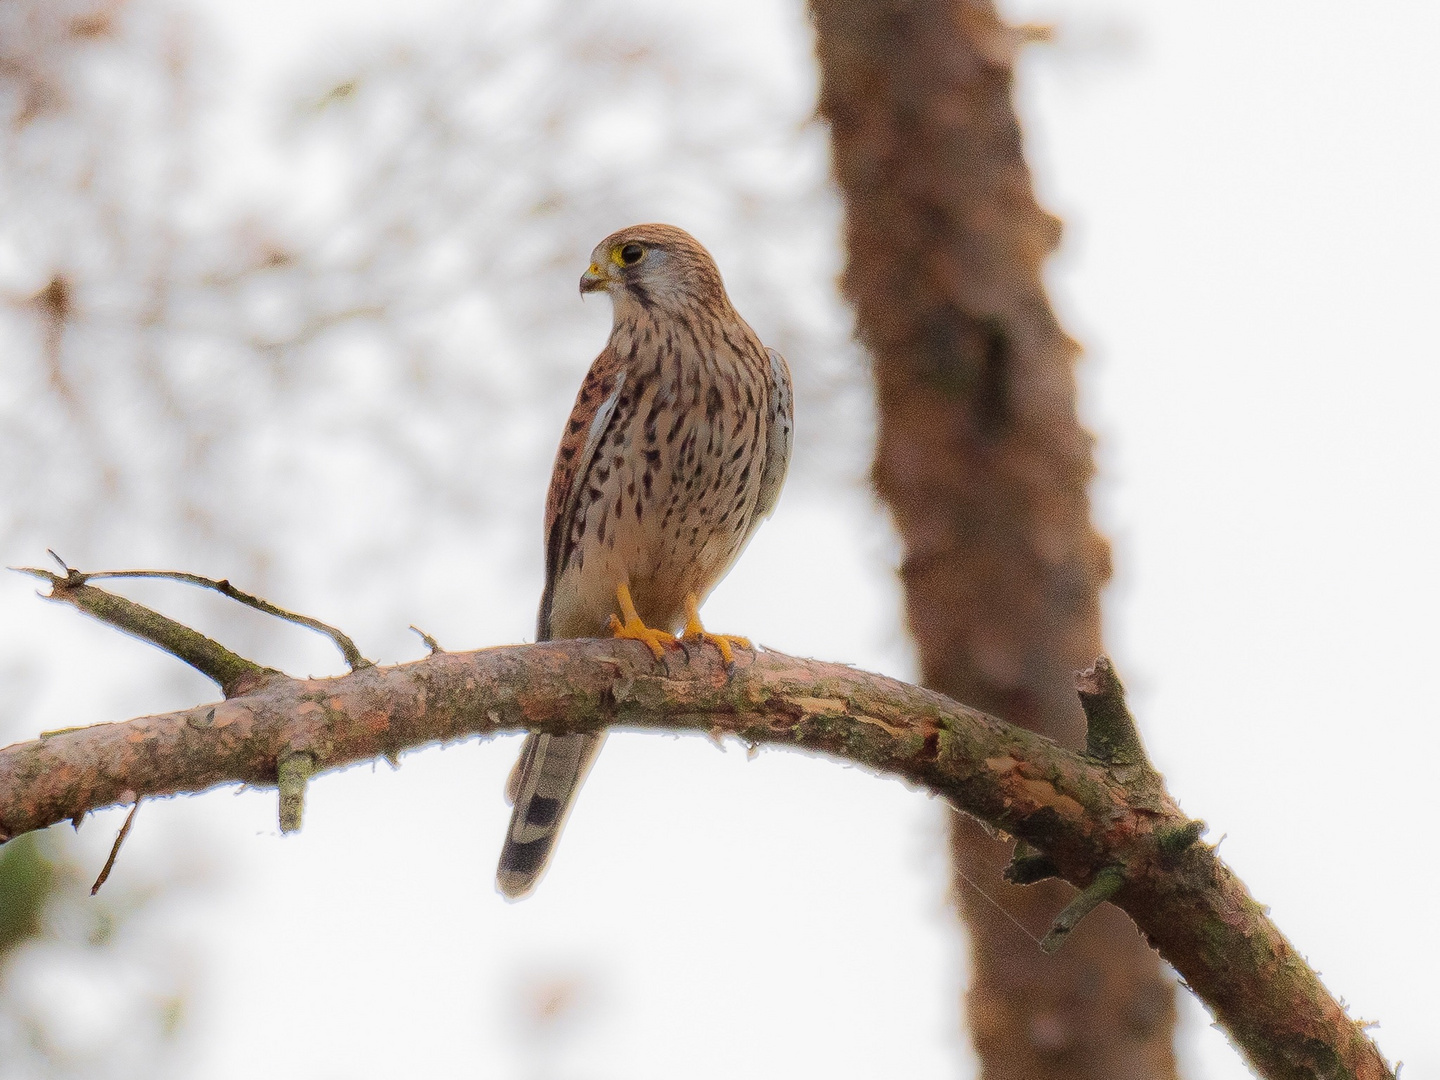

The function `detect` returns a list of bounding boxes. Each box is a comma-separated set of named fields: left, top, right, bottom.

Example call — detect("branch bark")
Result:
left=0, top=635, right=1394, bottom=1080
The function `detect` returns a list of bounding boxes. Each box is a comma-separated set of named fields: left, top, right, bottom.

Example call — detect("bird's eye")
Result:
left=619, top=243, right=644, bottom=266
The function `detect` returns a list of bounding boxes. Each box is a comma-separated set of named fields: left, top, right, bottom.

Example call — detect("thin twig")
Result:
left=84, top=569, right=372, bottom=671
left=91, top=799, right=140, bottom=894
left=13, top=567, right=280, bottom=697
left=47, top=548, right=79, bottom=580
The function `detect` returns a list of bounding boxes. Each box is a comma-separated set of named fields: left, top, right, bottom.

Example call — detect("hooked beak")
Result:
left=579, top=262, right=609, bottom=296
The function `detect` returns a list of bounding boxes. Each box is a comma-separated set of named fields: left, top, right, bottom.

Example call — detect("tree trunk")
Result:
left=810, top=1, right=1180, bottom=1076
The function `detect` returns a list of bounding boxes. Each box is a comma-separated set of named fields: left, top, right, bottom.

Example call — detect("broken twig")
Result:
left=1040, top=865, right=1126, bottom=954
left=14, top=565, right=280, bottom=697
left=84, top=568, right=372, bottom=671
left=90, top=798, right=140, bottom=895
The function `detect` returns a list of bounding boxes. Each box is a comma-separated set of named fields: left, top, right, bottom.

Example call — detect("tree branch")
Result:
left=14, top=565, right=282, bottom=697
left=79, top=568, right=372, bottom=671
left=0, top=621, right=1393, bottom=1080
left=89, top=796, right=139, bottom=894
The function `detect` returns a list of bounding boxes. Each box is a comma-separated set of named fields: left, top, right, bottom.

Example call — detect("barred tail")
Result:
left=496, top=731, right=606, bottom=899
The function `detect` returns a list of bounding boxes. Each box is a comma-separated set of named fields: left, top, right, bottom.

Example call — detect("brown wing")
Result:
left=535, top=345, right=628, bottom=641
left=753, top=346, right=793, bottom=522
left=503, top=346, right=630, bottom=899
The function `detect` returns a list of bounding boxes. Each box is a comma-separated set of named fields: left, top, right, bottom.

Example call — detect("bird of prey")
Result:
left=496, top=223, right=793, bottom=899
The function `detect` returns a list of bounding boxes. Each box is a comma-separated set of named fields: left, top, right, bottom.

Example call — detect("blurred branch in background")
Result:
left=811, top=0, right=1177, bottom=1076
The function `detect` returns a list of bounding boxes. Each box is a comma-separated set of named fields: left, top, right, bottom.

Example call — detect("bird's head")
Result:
left=580, top=224, right=729, bottom=316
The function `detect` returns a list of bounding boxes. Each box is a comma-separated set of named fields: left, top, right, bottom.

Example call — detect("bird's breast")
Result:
left=547, top=340, right=771, bottom=638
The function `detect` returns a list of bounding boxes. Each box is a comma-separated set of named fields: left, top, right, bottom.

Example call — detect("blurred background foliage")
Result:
left=0, top=831, right=194, bottom=1079
left=0, top=0, right=862, bottom=581
left=0, top=0, right=865, bottom=1073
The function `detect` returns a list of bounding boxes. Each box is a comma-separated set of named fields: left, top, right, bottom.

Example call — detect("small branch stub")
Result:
left=1156, top=818, right=1207, bottom=862
left=1040, top=865, right=1126, bottom=955
left=409, top=625, right=445, bottom=655
left=1077, top=656, right=1151, bottom=772
left=1004, top=849, right=1059, bottom=885
left=277, top=752, right=317, bottom=834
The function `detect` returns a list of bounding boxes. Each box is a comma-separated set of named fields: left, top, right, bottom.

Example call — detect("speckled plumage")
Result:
left=497, top=224, right=793, bottom=899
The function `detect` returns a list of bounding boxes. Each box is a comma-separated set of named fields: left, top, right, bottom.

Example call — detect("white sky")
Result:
left=3, top=1, right=1437, bottom=1077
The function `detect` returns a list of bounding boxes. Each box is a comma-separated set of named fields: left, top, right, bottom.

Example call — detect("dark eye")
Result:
left=619, top=243, right=644, bottom=266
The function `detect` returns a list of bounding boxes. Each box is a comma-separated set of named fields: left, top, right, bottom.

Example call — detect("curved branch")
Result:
left=80, top=568, right=372, bottom=671
left=0, top=640, right=1391, bottom=1080
left=13, top=566, right=282, bottom=697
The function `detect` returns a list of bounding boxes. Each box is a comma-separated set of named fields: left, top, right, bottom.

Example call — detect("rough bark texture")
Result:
left=0, top=637, right=1394, bottom=1080
left=809, top=1, right=1176, bottom=1076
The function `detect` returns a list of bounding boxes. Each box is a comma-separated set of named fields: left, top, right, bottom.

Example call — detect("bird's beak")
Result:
left=579, top=262, right=608, bottom=296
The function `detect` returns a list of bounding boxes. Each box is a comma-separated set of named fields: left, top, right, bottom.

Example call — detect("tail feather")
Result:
left=496, top=731, right=605, bottom=899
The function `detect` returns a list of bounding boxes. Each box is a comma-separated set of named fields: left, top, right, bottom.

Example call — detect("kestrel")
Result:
left=496, top=224, right=793, bottom=899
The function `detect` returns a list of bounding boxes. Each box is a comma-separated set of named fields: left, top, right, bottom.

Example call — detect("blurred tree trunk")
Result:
left=811, top=1, right=1180, bottom=1077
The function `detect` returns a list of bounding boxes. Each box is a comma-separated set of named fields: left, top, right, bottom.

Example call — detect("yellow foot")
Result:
left=682, top=594, right=751, bottom=666
left=607, top=583, right=677, bottom=660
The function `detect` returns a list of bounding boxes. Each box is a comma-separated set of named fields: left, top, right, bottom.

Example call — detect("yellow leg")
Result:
left=682, top=594, right=752, bottom=665
left=607, top=583, right=677, bottom=660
